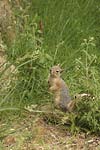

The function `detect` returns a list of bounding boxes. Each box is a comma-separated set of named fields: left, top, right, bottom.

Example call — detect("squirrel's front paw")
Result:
left=49, top=86, right=53, bottom=91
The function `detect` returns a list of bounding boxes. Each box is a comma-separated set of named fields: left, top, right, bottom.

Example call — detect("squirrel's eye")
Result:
left=56, top=70, right=59, bottom=73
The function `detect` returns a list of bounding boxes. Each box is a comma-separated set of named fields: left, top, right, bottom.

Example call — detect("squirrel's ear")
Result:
left=61, top=69, right=64, bottom=73
left=57, top=64, right=60, bottom=66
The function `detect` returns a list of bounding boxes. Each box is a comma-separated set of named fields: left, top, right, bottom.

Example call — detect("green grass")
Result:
left=0, top=0, right=100, bottom=134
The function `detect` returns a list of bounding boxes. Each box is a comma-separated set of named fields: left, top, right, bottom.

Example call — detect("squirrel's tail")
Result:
left=67, top=93, right=91, bottom=112
left=67, top=101, right=76, bottom=112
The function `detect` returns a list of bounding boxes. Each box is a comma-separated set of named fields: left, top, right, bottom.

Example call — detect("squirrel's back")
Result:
left=60, top=79, right=71, bottom=110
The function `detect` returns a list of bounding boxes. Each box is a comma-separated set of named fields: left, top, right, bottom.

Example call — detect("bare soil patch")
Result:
left=0, top=112, right=100, bottom=150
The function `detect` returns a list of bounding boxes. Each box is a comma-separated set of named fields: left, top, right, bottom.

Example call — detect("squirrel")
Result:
left=48, top=64, right=75, bottom=112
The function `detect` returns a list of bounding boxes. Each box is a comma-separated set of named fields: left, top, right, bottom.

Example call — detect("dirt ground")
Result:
left=0, top=111, right=100, bottom=150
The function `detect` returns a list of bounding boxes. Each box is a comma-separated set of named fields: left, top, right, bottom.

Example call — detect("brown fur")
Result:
left=48, top=65, right=74, bottom=112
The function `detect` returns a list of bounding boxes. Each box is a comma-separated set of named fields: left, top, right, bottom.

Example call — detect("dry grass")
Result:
left=0, top=112, right=100, bottom=150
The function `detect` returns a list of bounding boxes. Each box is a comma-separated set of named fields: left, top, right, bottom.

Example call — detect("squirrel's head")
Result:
left=50, top=64, right=63, bottom=77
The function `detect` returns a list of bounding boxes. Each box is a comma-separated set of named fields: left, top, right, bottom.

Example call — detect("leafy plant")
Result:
left=68, top=38, right=100, bottom=134
left=0, top=14, right=52, bottom=109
